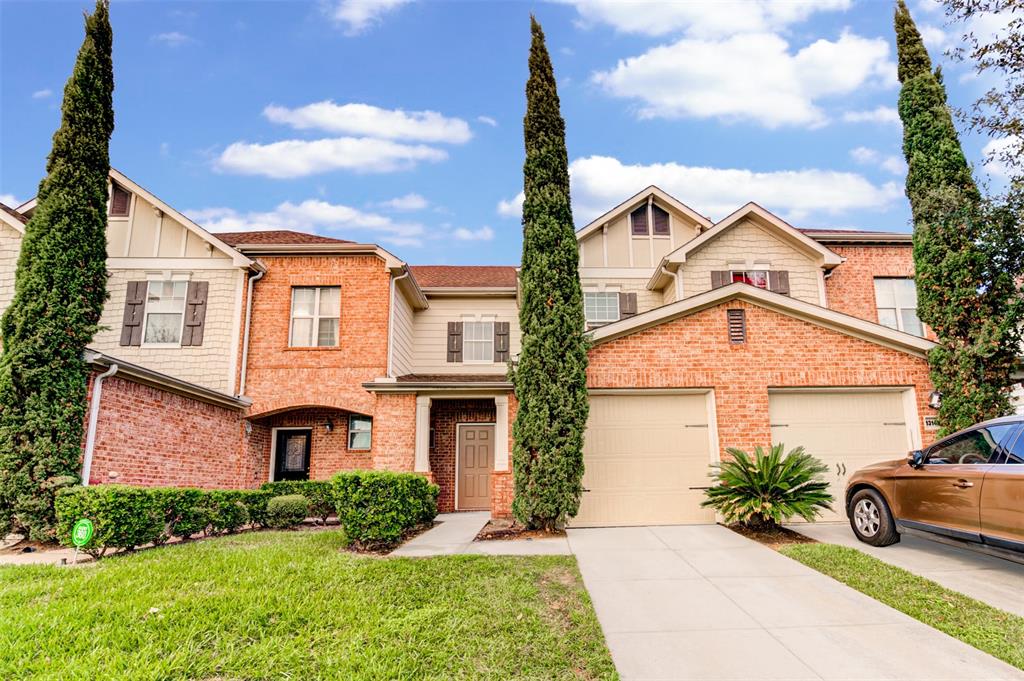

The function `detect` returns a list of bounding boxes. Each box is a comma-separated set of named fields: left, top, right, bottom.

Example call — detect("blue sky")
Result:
left=0, top=0, right=1010, bottom=265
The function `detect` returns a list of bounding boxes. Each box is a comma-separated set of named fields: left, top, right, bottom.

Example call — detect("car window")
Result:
left=1003, top=427, right=1024, bottom=464
left=926, top=424, right=1018, bottom=465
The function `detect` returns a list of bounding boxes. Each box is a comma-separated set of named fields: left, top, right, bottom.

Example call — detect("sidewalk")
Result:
left=390, top=512, right=571, bottom=557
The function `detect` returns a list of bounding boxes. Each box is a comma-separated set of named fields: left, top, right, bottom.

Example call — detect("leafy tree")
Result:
left=0, top=0, right=114, bottom=540
left=896, top=0, right=1023, bottom=434
left=510, top=16, right=589, bottom=531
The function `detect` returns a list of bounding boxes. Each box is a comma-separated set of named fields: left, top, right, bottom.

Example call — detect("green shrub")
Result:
left=266, top=494, right=309, bottom=529
left=206, top=490, right=250, bottom=534
left=332, top=471, right=439, bottom=548
left=261, top=480, right=334, bottom=522
left=54, top=486, right=164, bottom=558
left=238, top=489, right=274, bottom=528
left=701, top=444, right=833, bottom=529
left=149, top=488, right=210, bottom=543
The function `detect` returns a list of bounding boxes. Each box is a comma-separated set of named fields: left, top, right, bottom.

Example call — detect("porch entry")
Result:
left=457, top=424, right=494, bottom=510
left=274, top=428, right=311, bottom=481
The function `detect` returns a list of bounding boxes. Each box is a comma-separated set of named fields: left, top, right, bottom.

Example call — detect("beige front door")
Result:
left=573, top=393, right=715, bottom=527
left=769, top=390, right=913, bottom=521
left=457, top=424, right=494, bottom=510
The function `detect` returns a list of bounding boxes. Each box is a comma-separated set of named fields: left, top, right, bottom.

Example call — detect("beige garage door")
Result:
left=572, top=393, right=715, bottom=527
left=769, top=390, right=913, bottom=521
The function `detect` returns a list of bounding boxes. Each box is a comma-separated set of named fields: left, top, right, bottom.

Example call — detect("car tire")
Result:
left=848, top=488, right=899, bottom=547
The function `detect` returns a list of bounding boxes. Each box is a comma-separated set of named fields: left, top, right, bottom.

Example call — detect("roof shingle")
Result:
left=411, top=265, right=517, bottom=288
left=214, top=230, right=353, bottom=247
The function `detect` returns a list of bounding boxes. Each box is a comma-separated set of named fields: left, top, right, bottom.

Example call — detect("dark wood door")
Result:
left=274, top=429, right=311, bottom=481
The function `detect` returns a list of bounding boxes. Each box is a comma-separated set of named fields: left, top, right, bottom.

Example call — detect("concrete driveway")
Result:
left=568, top=525, right=1023, bottom=681
left=792, top=523, right=1024, bottom=618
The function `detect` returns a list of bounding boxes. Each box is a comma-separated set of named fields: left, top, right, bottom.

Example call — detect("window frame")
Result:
left=348, top=415, right=373, bottom=451
left=874, top=277, right=923, bottom=336
left=730, top=269, right=770, bottom=290
left=109, top=182, right=132, bottom=218
left=630, top=205, right=649, bottom=236
left=289, top=286, right=341, bottom=348
left=651, top=203, right=671, bottom=237
left=584, top=291, right=621, bottom=324
left=462, top=317, right=495, bottom=364
left=1003, top=425, right=1024, bottom=464
left=924, top=423, right=1018, bottom=465
left=141, top=277, right=189, bottom=348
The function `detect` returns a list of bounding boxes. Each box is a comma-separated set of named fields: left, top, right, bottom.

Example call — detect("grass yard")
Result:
left=781, top=543, right=1024, bottom=672
left=0, top=530, right=617, bottom=680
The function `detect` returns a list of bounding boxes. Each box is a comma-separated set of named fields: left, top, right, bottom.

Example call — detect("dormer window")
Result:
left=109, top=182, right=131, bottom=217
left=630, top=205, right=648, bottom=235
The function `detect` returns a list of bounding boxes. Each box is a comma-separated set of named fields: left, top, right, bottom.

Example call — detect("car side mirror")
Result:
left=908, top=450, right=925, bottom=468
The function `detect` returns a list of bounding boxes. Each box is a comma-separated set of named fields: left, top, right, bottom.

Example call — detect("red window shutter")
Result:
left=652, top=205, right=670, bottom=235
left=727, top=309, right=746, bottom=344
left=110, top=183, right=131, bottom=217
left=493, top=321, right=510, bottom=362
left=446, top=321, right=463, bottom=363
left=119, top=280, right=147, bottom=346
left=710, top=271, right=729, bottom=289
left=618, top=292, right=638, bottom=318
left=630, top=206, right=649, bottom=235
left=768, top=271, right=790, bottom=295
left=181, top=281, right=209, bottom=347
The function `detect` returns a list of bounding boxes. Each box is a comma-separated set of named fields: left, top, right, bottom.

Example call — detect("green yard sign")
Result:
left=71, top=519, right=94, bottom=547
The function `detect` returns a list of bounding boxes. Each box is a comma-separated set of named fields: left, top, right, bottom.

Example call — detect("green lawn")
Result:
left=0, top=530, right=617, bottom=680
left=780, top=543, right=1024, bottom=671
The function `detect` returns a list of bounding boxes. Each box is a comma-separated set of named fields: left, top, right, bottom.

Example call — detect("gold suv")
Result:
left=845, top=416, right=1023, bottom=551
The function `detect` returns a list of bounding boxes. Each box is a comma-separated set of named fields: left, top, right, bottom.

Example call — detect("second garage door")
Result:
left=769, top=390, right=914, bottom=521
left=572, top=392, right=716, bottom=527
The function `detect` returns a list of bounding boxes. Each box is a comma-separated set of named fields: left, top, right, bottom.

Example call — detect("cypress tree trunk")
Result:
left=896, top=0, right=1020, bottom=434
left=0, top=0, right=113, bottom=540
left=511, top=16, right=589, bottom=530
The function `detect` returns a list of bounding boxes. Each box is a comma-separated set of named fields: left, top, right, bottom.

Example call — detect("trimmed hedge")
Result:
left=261, top=481, right=332, bottom=522
left=266, top=495, right=309, bottom=529
left=332, top=471, right=439, bottom=547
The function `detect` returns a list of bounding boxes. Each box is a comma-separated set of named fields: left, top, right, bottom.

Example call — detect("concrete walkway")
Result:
left=568, top=524, right=1023, bottom=681
left=390, top=512, right=571, bottom=557
left=792, top=522, right=1024, bottom=618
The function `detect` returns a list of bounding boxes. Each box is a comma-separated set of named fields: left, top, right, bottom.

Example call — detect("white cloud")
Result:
left=918, top=24, right=949, bottom=50
left=453, top=226, right=495, bottom=241
left=151, top=31, right=194, bottom=47
left=842, top=106, right=901, bottom=125
left=326, top=0, right=411, bottom=35
left=497, top=155, right=902, bottom=224
left=497, top=193, right=524, bottom=218
left=476, top=115, right=498, bottom=127
left=264, top=101, right=471, bottom=144
left=563, top=0, right=851, bottom=38
left=0, top=193, right=21, bottom=207
left=880, top=156, right=908, bottom=176
left=187, top=199, right=424, bottom=246
left=215, top=137, right=446, bottom=178
left=983, top=135, right=1022, bottom=179
left=850, top=146, right=906, bottom=176
left=850, top=146, right=879, bottom=164
left=592, top=30, right=894, bottom=128
left=379, top=193, right=428, bottom=211
left=31, top=89, right=52, bottom=99
left=159, top=142, right=170, bottom=158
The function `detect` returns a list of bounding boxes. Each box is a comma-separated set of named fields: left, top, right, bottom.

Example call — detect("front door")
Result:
left=457, top=424, right=494, bottom=510
left=274, top=429, right=311, bottom=481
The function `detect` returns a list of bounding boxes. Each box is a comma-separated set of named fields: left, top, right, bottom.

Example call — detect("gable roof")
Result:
left=411, top=265, right=518, bottom=289
left=0, top=203, right=26, bottom=234
left=216, top=230, right=353, bottom=247
left=589, top=282, right=935, bottom=358
left=800, top=228, right=913, bottom=245
left=576, top=185, right=713, bottom=242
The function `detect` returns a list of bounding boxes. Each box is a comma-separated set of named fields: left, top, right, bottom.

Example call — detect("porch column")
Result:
left=494, top=395, right=509, bottom=472
left=414, top=395, right=431, bottom=473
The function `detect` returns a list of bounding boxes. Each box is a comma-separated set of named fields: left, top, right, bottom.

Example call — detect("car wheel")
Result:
left=848, top=488, right=899, bottom=547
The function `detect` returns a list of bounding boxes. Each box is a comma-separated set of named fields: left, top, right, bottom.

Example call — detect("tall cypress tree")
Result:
left=511, top=16, right=589, bottom=530
left=0, top=0, right=114, bottom=539
left=896, top=0, right=1021, bottom=433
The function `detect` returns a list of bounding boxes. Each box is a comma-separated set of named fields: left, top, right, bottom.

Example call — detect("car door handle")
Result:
left=952, top=479, right=974, bottom=489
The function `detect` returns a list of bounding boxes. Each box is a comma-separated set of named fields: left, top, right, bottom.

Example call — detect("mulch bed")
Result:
left=346, top=521, right=440, bottom=556
left=475, top=520, right=566, bottom=542
left=726, top=522, right=818, bottom=550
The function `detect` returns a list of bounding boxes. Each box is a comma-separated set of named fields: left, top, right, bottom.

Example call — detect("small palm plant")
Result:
left=701, top=444, right=833, bottom=529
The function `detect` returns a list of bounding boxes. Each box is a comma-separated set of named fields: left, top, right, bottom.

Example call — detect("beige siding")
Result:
left=391, top=286, right=415, bottom=376
left=0, top=223, right=23, bottom=315
left=580, top=277, right=663, bottom=315
left=679, top=219, right=822, bottom=304
left=411, top=296, right=520, bottom=375
left=117, top=193, right=229, bottom=262
left=92, top=268, right=242, bottom=392
left=577, top=202, right=702, bottom=270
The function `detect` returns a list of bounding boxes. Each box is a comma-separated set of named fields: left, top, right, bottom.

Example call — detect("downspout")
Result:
left=660, top=265, right=681, bottom=301
left=238, top=267, right=265, bottom=397
left=388, top=269, right=411, bottom=378
left=82, top=363, right=118, bottom=486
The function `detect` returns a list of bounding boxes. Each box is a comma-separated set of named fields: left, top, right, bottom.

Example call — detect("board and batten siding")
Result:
left=679, top=219, right=823, bottom=305
left=577, top=204, right=703, bottom=271
left=390, top=286, right=415, bottom=377
left=411, top=296, right=520, bottom=375
left=107, top=192, right=232, bottom=261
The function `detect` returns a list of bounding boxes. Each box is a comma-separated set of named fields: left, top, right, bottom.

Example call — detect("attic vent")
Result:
left=110, top=182, right=132, bottom=217
left=727, top=309, right=746, bottom=344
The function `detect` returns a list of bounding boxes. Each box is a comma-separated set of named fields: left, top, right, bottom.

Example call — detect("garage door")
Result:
left=572, top=393, right=716, bottom=527
left=769, top=390, right=913, bottom=521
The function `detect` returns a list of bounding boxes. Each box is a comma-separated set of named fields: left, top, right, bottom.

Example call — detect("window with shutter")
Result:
left=119, top=281, right=148, bottom=346
left=652, top=204, right=670, bottom=235
left=630, top=205, right=649, bottom=235
left=584, top=292, right=619, bottom=323
left=181, top=281, right=209, bottom=347
left=110, top=183, right=131, bottom=217
left=462, top=320, right=494, bottom=362
left=446, top=321, right=464, bottom=362
left=143, top=280, right=188, bottom=345
left=618, top=292, right=638, bottom=318
left=710, top=271, right=730, bottom=289
left=768, top=270, right=790, bottom=295
left=493, top=321, right=510, bottom=362
left=727, top=309, right=746, bottom=344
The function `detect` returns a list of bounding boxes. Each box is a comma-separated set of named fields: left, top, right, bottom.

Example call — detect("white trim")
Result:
left=288, top=285, right=341, bottom=348
left=226, top=268, right=245, bottom=395
left=588, top=387, right=713, bottom=396
left=903, top=387, right=923, bottom=450
left=494, top=395, right=510, bottom=472
left=153, top=207, right=163, bottom=258
left=705, top=389, right=720, bottom=469
left=455, top=422, right=496, bottom=511
left=268, top=427, right=312, bottom=483
left=576, top=185, right=713, bottom=242
left=461, top=316, right=496, bottom=364
left=0, top=208, right=25, bottom=234
left=415, top=396, right=432, bottom=472
left=602, top=224, right=609, bottom=267
left=579, top=268, right=654, bottom=279
left=817, top=269, right=828, bottom=308
left=108, top=257, right=239, bottom=270
left=347, top=414, right=373, bottom=451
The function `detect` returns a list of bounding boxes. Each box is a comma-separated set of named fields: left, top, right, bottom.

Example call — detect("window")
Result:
left=630, top=205, right=648, bottom=235
left=652, top=204, right=670, bottom=235
left=875, top=278, right=923, bottom=336
left=926, top=423, right=1018, bottom=465
left=463, top=320, right=494, bottom=362
left=143, top=280, right=187, bottom=344
left=584, top=292, right=620, bottom=323
left=348, top=415, right=372, bottom=450
left=731, top=270, right=769, bottom=289
left=290, top=286, right=340, bottom=347
left=1005, top=427, right=1024, bottom=464
left=109, top=182, right=131, bottom=217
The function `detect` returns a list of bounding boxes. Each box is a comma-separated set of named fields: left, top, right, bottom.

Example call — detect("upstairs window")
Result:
left=630, top=205, right=648, bottom=235
left=463, top=320, right=495, bottom=362
left=143, top=280, right=187, bottom=345
left=731, top=270, right=769, bottom=289
left=290, top=286, right=340, bottom=347
left=874, top=278, right=922, bottom=336
left=652, top=204, right=670, bottom=235
left=109, top=182, right=131, bottom=217
left=584, top=292, right=620, bottom=323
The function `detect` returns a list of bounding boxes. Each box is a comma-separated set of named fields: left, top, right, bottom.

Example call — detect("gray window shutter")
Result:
left=120, top=280, right=147, bottom=346
left=768, top=271, right=790, bottom=295
left=181, top=281, right=209, bottom=347
left=710, top=271, right=729, bottom=289
left=493, top=321, right=510, bottom=362
left=446, top=321, right=463, bottom=363
left=618, top=292, right=638, bottom=319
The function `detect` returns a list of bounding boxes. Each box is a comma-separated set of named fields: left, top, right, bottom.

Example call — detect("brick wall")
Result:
left=255, top=407, right=374, bottom=480
left=371, top=393, right=416, bottom=472
left=587, top=300, right=938, bottom=459
left=429, top=399, right=496, bottom=512
left=825, top=245, right=915, bottom=322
